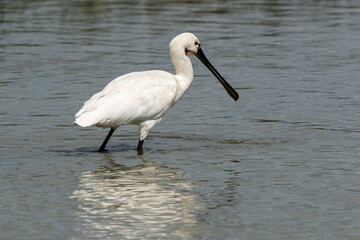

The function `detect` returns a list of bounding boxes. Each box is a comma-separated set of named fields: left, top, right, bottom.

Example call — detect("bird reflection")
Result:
left=71, top=154, right=201, bottom=239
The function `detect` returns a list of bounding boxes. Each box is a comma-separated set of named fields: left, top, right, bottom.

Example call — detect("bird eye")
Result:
left=195, top=41, right=199, bottom=46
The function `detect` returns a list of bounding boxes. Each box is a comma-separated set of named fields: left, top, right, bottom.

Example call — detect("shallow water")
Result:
left=1, top=0, right=360, bottom=239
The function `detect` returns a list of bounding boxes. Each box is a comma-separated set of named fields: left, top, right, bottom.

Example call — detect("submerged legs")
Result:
left=136, top=119, right=161, bottom=153
left=98, top=128, right=145, bottom=153
left=97, top=124, right=152, bottom=153
left=98, top=128, right=115, bottom=152
left=137, top=140, right=144, bottom=153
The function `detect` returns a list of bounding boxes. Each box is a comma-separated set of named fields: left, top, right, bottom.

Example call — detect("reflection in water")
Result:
left=71, top=155, right=201, bottom=239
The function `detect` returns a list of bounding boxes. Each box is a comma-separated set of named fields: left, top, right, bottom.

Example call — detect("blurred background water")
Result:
left=1, top=0, right=360, bottom=239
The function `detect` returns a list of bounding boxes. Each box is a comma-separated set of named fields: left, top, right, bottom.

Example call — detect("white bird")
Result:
left=75, top=32, right=238, bottom=152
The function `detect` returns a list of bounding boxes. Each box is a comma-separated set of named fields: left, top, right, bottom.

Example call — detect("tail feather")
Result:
left=74, top=92, right=105, bottom=127
left=74, top=112, right=95, bottom=127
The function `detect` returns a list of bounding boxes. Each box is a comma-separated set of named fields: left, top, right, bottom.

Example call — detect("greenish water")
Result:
left=1, top=0, right=360, bottom=239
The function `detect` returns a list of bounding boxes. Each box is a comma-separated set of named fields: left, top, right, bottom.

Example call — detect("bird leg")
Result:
left=137, top=140, right=144, bottom=152
left=98, top=128, right=115, bottom=152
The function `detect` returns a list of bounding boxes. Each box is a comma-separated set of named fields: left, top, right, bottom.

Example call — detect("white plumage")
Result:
left=75, top=32, right=238, bottom=152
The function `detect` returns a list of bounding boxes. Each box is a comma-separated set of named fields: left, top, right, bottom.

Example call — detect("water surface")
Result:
left=1, top=0, right=360, bottom=239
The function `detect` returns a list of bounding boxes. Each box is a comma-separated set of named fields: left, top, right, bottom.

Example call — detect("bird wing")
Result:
left=75, top=70, right=178, bottom=128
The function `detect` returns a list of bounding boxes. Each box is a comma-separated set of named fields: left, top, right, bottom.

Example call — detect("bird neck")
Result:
left=170, top=46, right=194, bottom=99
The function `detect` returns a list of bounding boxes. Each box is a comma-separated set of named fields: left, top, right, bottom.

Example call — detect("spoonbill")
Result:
left=75, top=32, right=238, bottom=152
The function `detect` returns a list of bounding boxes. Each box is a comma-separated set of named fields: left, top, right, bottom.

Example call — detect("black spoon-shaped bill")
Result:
left=194, top=47, right=239, bottom=101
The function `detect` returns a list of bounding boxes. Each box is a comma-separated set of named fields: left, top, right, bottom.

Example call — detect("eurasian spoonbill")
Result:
left=75, top=32, right=238, bottom=152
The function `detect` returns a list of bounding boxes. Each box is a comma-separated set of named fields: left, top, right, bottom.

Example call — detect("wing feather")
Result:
left=75, top=70, right=178, bottom=128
